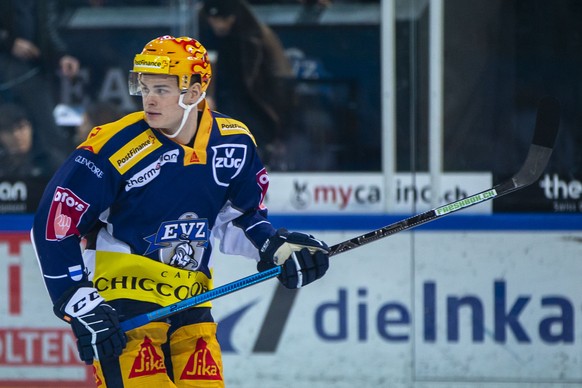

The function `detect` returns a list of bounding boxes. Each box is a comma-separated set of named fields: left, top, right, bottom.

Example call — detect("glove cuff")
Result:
left=53, top=281, right=104, bottom=322
left=259, top=229, right=285, bottom=262
left=259, top=228, right=329, bottom=265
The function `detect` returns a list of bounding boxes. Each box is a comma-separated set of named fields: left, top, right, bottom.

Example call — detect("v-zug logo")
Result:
left=125, top=150, right=179, bottom=191
left=212, top=144, right=246, bottom=187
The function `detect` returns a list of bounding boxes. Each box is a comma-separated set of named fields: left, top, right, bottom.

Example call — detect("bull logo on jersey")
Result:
left=144, top=212, right=208, bottom=271
left=212, top=144, right=247, bottom=187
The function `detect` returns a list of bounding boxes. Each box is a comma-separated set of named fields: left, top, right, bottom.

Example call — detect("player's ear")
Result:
left=184, top=83, right=203, bottom=104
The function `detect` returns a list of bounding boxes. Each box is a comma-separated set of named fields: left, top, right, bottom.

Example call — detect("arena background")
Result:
left=1, top=1, right=582, bottom=387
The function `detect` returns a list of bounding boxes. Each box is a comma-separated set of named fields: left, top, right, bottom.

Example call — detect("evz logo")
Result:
left=144, top=214, right=209, bottom=272
left=212, top=144, right=247, bottom=187
left=144, top=217, right=209, bottom=256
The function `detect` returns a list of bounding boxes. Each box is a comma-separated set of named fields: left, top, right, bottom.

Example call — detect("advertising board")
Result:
left=1, top=216, right=580, bottom=387
left=264, top=172, right=492, bottom=214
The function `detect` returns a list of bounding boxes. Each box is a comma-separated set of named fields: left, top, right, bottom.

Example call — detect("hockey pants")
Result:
left=93, top=321, right=224, bottom=387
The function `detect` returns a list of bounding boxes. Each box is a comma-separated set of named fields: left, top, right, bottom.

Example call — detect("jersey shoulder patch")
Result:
left=78, top=111, right=163, bottom=175
left=78, top=111, right=145, bottom=154
left=215, top=117, right=257, bottom=146
left=108, top=128, right=162, bottom=174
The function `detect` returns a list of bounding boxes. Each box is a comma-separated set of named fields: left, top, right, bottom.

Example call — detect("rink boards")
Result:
left=0, top=214, right=580, bottom=387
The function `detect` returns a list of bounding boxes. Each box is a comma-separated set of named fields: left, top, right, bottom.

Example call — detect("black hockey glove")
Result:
left=258, top=228, right=330, bottom=289
left=54, top=282, right=127, bottom=365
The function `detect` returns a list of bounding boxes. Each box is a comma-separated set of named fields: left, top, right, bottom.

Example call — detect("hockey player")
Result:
left=31, top=35, right=330, bottom=387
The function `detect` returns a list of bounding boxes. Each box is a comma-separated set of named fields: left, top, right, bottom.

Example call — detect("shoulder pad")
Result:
left=77, top=112, right=145, bottom=154
left=215, top=117, right=257, bottom=146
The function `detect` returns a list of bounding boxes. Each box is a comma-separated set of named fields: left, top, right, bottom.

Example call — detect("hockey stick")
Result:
left=120, top=96, right=560, bottom=332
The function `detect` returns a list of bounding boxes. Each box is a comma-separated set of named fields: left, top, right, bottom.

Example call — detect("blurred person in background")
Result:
left=74, top=101, right=125, bottom=146
left=0, top=0, right=80, bottom=170
left=0, top=103, right=55, bottom=178
left=200, top=0, right=294, bottom=169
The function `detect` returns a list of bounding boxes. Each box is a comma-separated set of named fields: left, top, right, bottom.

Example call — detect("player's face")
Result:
left=0, top=119, right=32, bottom=155
left=139, top=74, right=184, bottom=132
left=207, top=15, right=236, bottom=37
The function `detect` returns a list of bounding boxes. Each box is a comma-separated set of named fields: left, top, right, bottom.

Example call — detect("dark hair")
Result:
left=190, top=74, right=202, bottom=88
left=0, top=103, right=29, bottom=132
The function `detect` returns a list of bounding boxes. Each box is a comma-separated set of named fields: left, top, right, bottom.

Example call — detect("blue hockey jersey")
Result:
left=31, top=103, right=276, bottom=318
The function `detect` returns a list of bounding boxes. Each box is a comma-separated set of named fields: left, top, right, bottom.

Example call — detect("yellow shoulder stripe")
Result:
left=216, top=117, right=257, bottom=146
left=109, top=129, right=162, bottom=174
left=77, top=111, right=145, bottom=154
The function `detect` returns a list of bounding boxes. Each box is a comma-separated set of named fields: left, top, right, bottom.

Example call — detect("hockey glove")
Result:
left=54, top=282, right=127, bottom=365
left=258, top=228, right=330, bottom=289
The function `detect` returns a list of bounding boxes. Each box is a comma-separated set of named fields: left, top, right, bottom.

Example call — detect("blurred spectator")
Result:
left=74, top=101, right=125, bottom=146
left=200, top=0, right=294, bottom=169
left=0, top=103, right=54, bottom=178
left=0, top=0, right=80, bottom=170
left=61, top=0, right=169, bottom=7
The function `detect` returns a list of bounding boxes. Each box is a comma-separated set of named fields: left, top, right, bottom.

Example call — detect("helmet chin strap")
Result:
left=164, top=92, right=206, bottom=139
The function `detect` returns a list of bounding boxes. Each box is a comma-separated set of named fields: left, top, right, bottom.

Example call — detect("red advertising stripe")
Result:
left=9, top=265, right=20, bottom=315
left=0, top=232, right=30, bottom=255
left=0, top=328, right=79, bottom=365
left=0, top=328, right=94, bottom=387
